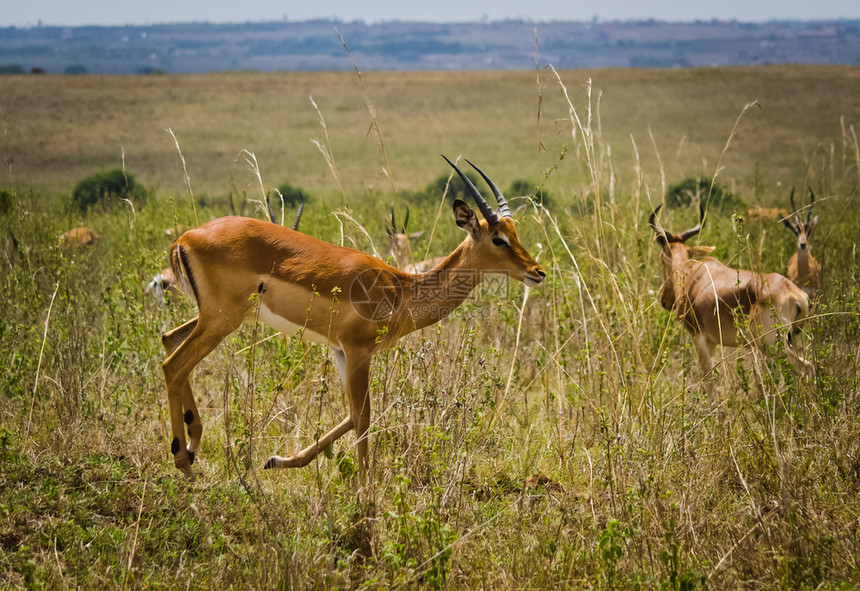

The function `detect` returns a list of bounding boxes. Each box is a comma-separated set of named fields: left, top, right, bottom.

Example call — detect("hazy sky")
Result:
left=4, top=0, right=860, bottom=28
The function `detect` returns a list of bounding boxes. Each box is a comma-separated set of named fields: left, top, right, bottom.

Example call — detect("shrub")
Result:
left=425, top=171, right=480, bottom=202
left=509, top=179, right=552, bottom=209
left=274, top=183, right=309, bottom=207
left=665, top=176, right=741, bottom=212
left=70, top=169, right=147, bottom=212
left=0, top=189, right=14, bottom=215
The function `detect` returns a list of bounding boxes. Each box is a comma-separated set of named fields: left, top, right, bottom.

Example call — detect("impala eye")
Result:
left=492, top=237, right=507, bottom=247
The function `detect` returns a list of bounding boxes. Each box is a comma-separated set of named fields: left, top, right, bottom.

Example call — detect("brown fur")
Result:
left=782, top=188, right=821, bottom=299
left=651, top=206, right=810, bottom=375
left=58, top=227, right=98, bottom=248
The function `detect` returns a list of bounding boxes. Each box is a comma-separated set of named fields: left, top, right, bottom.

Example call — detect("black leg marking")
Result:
left=184, top=410, right=194, bottom=425
left=171, top=437, right=180, bottom=455
left=188, top=451, right=195, bottom=465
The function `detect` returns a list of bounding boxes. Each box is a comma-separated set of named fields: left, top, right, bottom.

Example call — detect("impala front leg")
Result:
left=344, top=350, right=373, bottom=476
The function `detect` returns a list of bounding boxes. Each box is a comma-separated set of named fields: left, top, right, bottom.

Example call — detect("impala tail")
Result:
left=169, top=244, right=199, bottom=306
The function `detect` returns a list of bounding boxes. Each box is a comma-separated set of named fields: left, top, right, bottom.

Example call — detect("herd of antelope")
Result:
left=55, top=157, right=823, bottom=478
left=649, top=188, right=819, bottom=376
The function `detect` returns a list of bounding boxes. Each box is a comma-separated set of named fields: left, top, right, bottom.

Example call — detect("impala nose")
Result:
left=524, top=268, right=546, bottom=287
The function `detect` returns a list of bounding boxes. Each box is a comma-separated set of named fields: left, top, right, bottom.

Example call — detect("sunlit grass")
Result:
left=0, top=65, right=859, bottom=589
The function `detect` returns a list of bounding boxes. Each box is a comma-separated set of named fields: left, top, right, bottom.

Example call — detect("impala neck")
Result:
left=659, top=250, right=685, bottom=312
left=795, top=244, right=811, bottom=272
left=399, top=239, right=485, bottom=333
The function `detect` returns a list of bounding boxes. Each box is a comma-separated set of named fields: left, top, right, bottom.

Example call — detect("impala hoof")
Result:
left=174, top=458, right=195, bottom=479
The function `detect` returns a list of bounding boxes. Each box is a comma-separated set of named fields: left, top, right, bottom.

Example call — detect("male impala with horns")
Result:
left=160, top=156, right=545, bottom=478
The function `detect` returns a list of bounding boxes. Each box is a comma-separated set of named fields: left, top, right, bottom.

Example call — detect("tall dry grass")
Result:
left=0, top=65, right=858, bottom=589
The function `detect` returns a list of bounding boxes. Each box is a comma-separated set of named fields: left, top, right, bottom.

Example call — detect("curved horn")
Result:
left=676, top=203, right=705, bottom=242
left=389, top=207, right=397, bottom=233
left=403, top=205, right=409, bottom=233
left=790, top=187, right=802, bottom=226
left=441, top=154, right=500, bottom=225
left=806, top=187, right=815, bottom=226
left=265, top=192, right=278, bottom=225
left=648, top=205, right=664, bottom=232
left=649, top=205, right=670, bottom=242
left=291, top=198, right=304, bottom=232
left=465, top=158, right=511, bottom=218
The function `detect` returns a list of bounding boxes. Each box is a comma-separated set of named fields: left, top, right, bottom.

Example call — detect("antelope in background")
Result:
left=386, top=206, right=446, bottom=274
left=650, top=204, right=811, bottom=375
left=58, top=226, right=98, bottom=248
left=159, top=156, right=545, bottom=478
left=782, top=187, right=821, bottom=300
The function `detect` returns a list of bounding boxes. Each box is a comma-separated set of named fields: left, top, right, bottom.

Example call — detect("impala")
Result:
left=650, top=205, right=810, bottom=375
left=160, top=156, right=546, bottom=477
left=58, top=226, right=98, bottom=248
left=746, top=206, right=789, bottom=221
left=386, top=206, right=447, bottom=274
left=782, top=188, right=821, bottom=299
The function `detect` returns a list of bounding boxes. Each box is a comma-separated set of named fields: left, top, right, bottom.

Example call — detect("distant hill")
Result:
left=1, top=18, right=859, bottom=74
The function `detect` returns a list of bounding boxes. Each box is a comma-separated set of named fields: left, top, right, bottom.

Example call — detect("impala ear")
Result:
left=808, top=215, right=819, bottom=234
left=409, top=230, right=425, bottom=240
left=453, top=199, right=480, bottom=237
left=687, top=245, right=715, bottom=259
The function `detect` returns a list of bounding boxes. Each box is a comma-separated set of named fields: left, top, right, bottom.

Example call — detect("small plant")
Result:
left=598, top=519, right=629, bottom=590
left=660, top=516, right=705, bottom=591
left=70, top=168, right=147, bottom=212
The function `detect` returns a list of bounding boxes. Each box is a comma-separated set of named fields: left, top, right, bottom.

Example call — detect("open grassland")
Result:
left=1, top=66, right=859, bottom=589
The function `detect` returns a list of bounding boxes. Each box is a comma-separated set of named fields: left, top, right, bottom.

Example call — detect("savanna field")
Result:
left=1, top=65, right=859, bottom=589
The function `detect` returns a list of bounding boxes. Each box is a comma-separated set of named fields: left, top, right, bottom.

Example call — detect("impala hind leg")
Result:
left=163, top=317, right=198, bottom=356
left=753, top=303, right=813, bottom=375
left=162, top=316, right=235, bottom=477
left=265, top=348, right=373, bottom=477
left=692, top=332, right=715, bottom=376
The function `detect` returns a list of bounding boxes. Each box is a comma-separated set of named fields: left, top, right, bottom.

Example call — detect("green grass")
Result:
left=1, top=66, right=859, bottom=589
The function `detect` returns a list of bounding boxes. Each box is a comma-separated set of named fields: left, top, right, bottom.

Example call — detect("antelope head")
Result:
left=443, top=155, right=545, bottom=287
left=649, top=204, right=714, bottom=310
left=782, top=187, right=819, bottom=253
left=386, top=206, right=424, bottom=267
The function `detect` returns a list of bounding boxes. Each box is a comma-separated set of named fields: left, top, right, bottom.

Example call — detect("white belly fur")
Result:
left=259, top=303, right=330, bottom=345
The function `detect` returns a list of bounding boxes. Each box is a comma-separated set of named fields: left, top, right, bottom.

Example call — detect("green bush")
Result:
left=425, top=171, right=481, bottom=202
left=509, top=179, right=552, bottom=209
left=274, top=182, right=309, bottom=207
left=70, top=169, right=146, bottom=212
left=0, top=189, right=14, bottom=215
left=665, top=176, right=741, bottom=212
